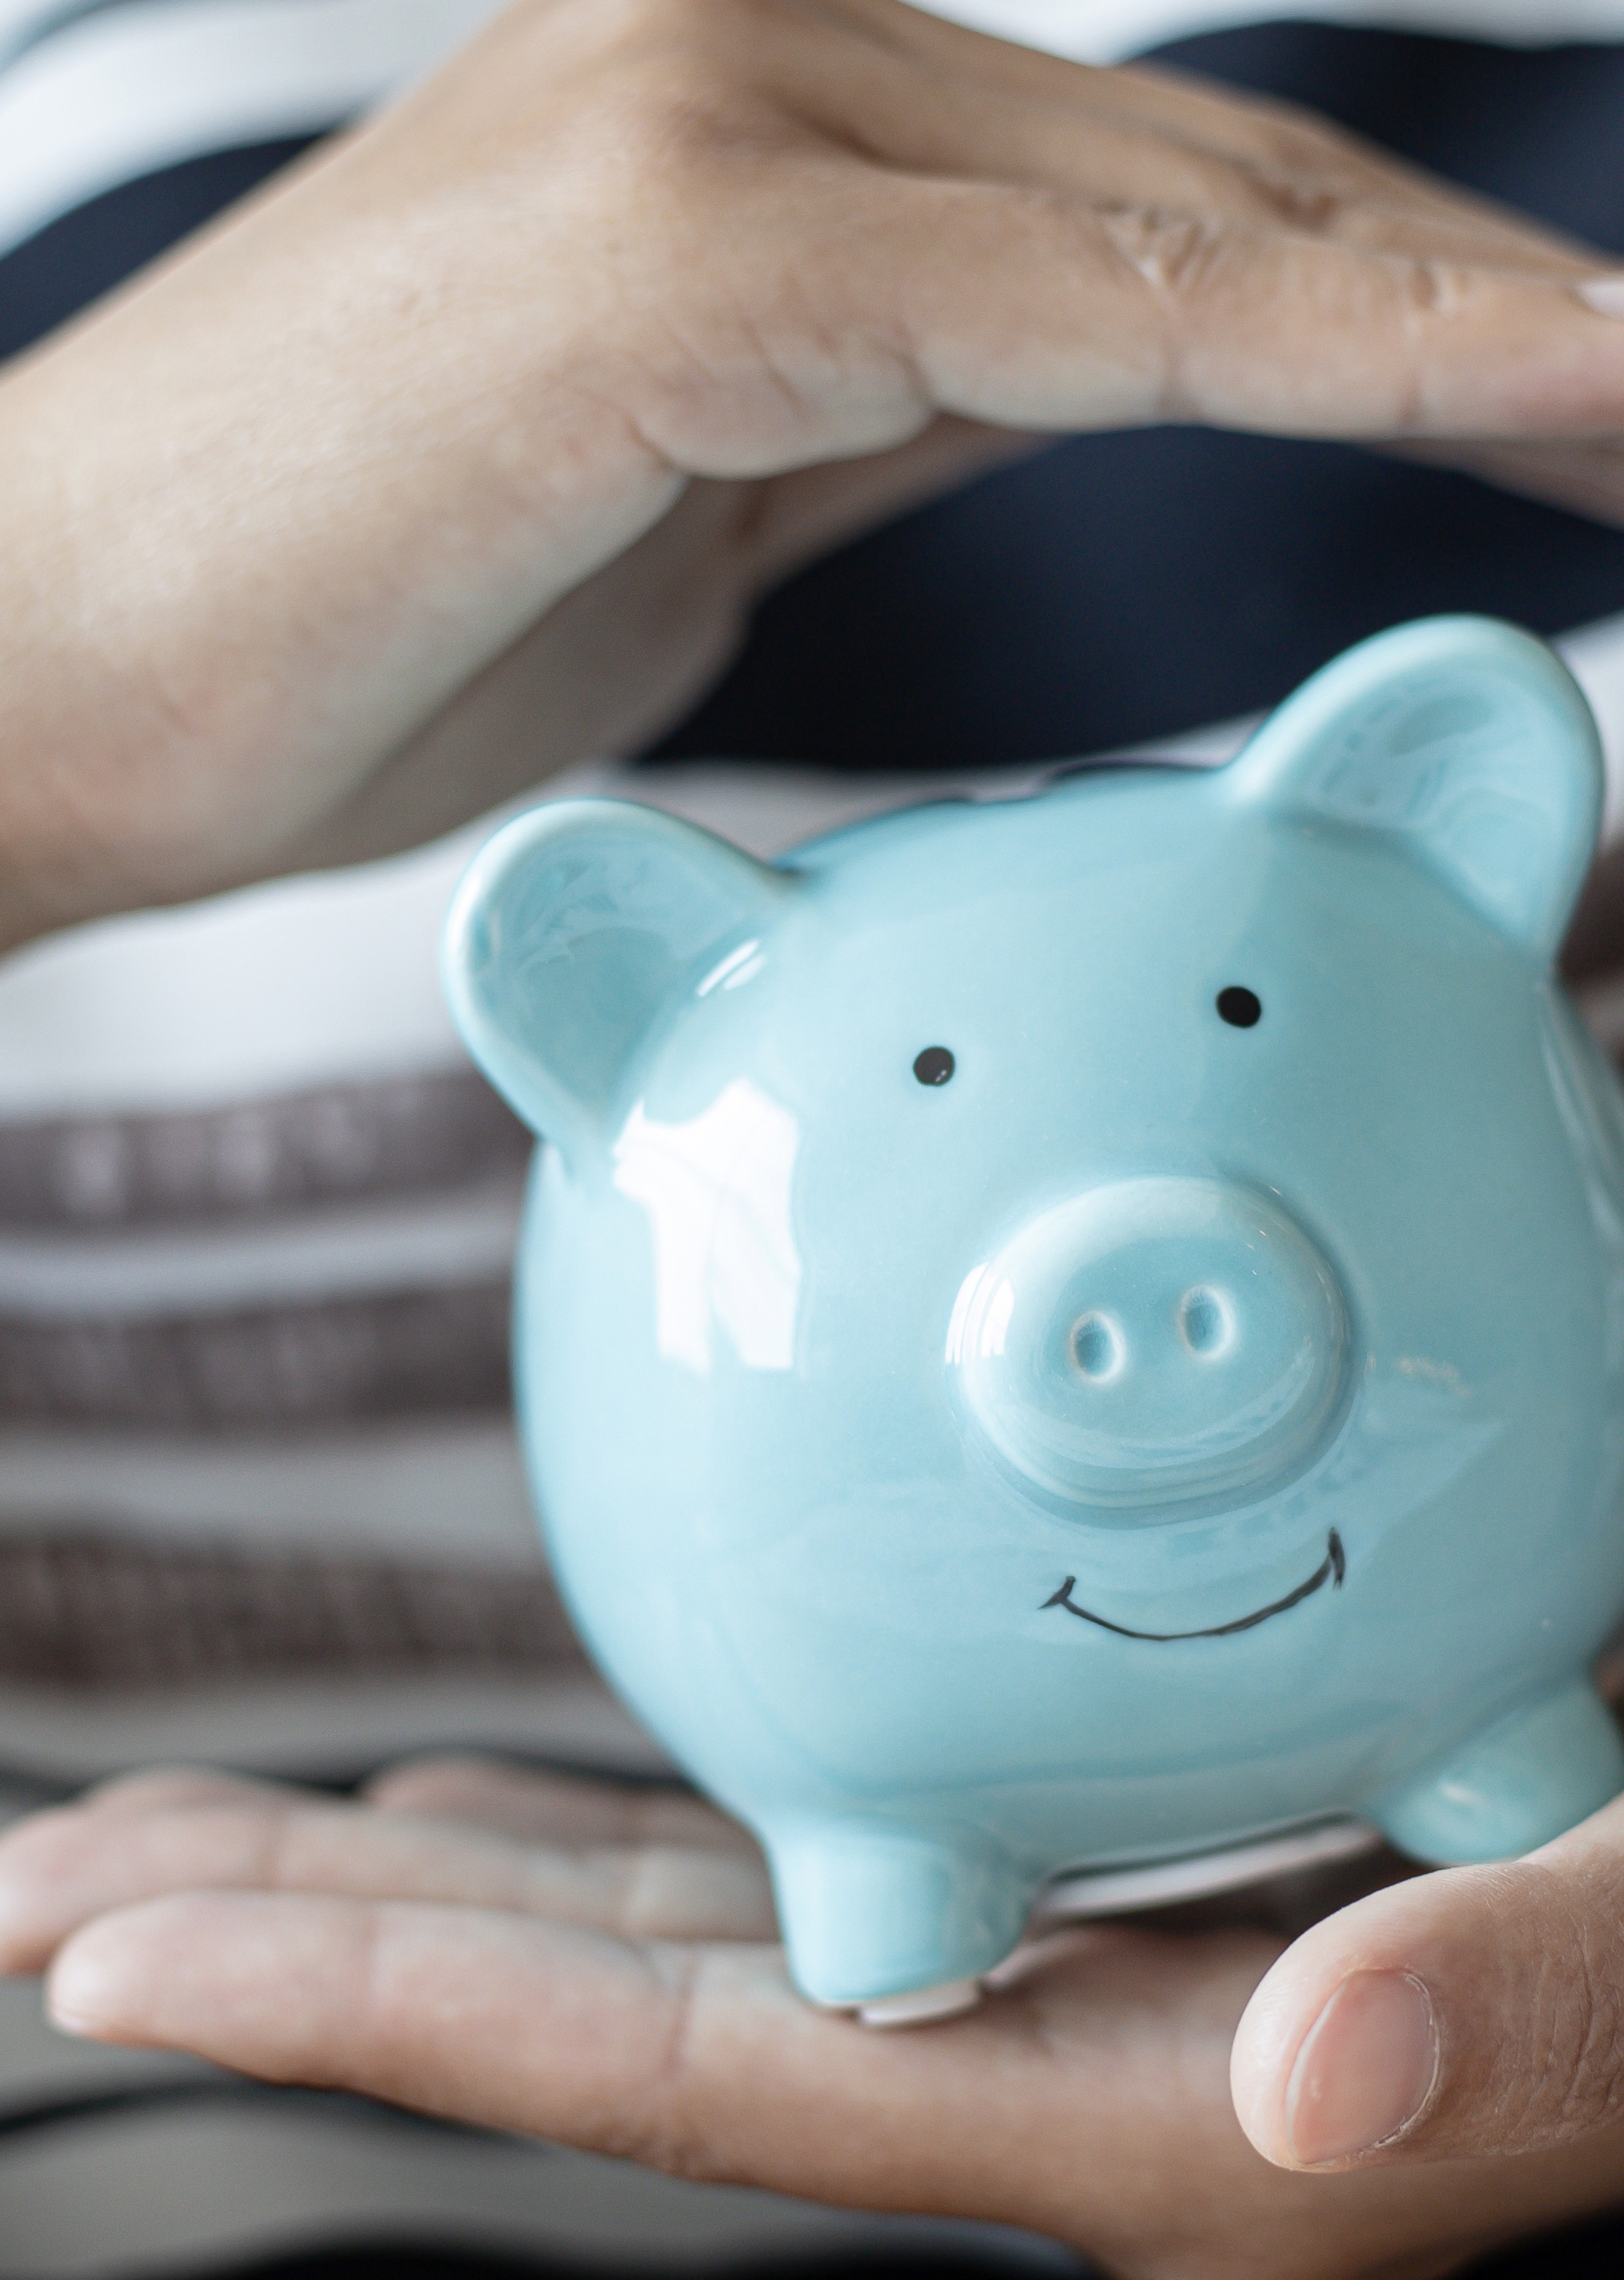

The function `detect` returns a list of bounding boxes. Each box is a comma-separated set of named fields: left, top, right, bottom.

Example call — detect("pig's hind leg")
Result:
left=1365, top=1678, right=1624, bottom=1864
left=764, top=1821, right=1033, bottom=2018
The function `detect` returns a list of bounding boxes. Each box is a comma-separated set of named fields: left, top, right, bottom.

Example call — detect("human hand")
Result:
left=5, top=0, right=1624, bottom=947
left=4, top=1761, right=1624, bottom=2280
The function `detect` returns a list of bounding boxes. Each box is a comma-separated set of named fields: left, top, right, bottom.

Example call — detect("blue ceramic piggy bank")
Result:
left=445, top=616, right=1624, bottom=2011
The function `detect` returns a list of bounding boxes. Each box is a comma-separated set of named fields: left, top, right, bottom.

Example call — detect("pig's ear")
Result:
left=443, top=799, right=790, bottom=1160
left=1229, top=616, right=1602, bottom=961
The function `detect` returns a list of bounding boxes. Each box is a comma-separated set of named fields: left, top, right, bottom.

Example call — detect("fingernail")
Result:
left=1579, top=276, right=1624, bottom=317
left=1285, top=1969, right=1438, bottom=2167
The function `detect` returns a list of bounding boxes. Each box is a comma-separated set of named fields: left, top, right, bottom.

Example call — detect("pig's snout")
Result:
left=947, top=1177, right=1351, bottom=1515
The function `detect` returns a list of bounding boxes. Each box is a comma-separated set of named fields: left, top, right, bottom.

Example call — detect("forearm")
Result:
left=0, top=152, right=685, bottom=947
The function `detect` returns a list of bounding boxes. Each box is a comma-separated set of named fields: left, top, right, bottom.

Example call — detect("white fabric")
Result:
left=0, top=0, right=504, bottom=259
left=0, top=819, right=490, bottom=1117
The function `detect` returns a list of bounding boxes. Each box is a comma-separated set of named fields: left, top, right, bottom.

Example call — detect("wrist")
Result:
left=0, top=253, right=677, bottom=949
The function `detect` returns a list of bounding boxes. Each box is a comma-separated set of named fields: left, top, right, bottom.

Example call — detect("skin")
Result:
left=8, top=1, right=1624, bottom=2268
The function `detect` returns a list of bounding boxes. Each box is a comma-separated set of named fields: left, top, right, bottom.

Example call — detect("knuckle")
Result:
left=260, top=1804, right=316, bottom=1891
left=1547, top=1926, right=1624, bottom=2137
left=615, top=1847, right=671, bottom=1938
left=1395, top=254, right=1472, bottom=317
left=588, top=35, right=789, bottom=194
left=1089, top=201, right=1255, bottom=421
left=1483, top=1888, right=1624, bottom=2148
left=1097, top=202, right=1236, bottom=298
left=623, top=1946, right=728, bottom=2182
left=592, top=0, right=770, bottom=107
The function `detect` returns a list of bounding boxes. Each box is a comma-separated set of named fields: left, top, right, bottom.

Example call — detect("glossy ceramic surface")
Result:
left=445, top=616, right=1624, bottom=2006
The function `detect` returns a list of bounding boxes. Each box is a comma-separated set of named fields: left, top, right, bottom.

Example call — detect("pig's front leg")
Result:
left=764, top=1822, right=1033, bottom=2020
left=1365, top=1678, right=1624, bottom=1864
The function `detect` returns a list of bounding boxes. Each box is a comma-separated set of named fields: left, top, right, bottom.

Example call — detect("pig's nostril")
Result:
left=1071, top=1312, right=1124, bottom=1381
left=1178, top=1286, right=1232, bottom=1357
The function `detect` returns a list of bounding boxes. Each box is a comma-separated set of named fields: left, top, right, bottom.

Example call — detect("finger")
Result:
left=774, top=0, right=1598, bottom=278
left=1395, top=435, right=1624, bottom=527
left=621, top=157, right=1624, bottom=489
left=1230, top=1789, right=1624, bottom=2170
left=74, top=1767, right=282, bottom=1818
left=1100, top=60, right=1597, bottom=275
left=0, top=1793, right=775, bottom=1971
left=876, top=179, right=1624, bottom=447
left=809, top=60, right=1590, bottom=282
left=41, top=1893, right=984, bottom=2206
left=830, top=0, right=1496, bottom=214
left=363, top=1756, right=757, bottom=1856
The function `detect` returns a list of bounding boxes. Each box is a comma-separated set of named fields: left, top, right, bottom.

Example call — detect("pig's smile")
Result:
left=1041, top=1529, right=1345, bottom=1640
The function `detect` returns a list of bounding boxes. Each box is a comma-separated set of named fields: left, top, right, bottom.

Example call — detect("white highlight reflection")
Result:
left=945, top=1263, right=1013, bottom=1363
left=613, top=1078, right=801, bottom=1373
left=945, top=1265, right=984, bottom=1366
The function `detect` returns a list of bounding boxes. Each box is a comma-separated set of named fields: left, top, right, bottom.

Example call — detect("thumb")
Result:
left=1230, top=1794, right=1624, bottom=2171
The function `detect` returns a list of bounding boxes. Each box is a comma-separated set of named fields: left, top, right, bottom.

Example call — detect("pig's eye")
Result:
left=1216, top=987, right=1262, bottom=1028
left=913, top=1047, right=955, bottom=1086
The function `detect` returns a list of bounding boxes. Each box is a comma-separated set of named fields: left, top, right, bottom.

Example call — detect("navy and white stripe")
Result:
left=0, top=0, right=500, bottom=260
